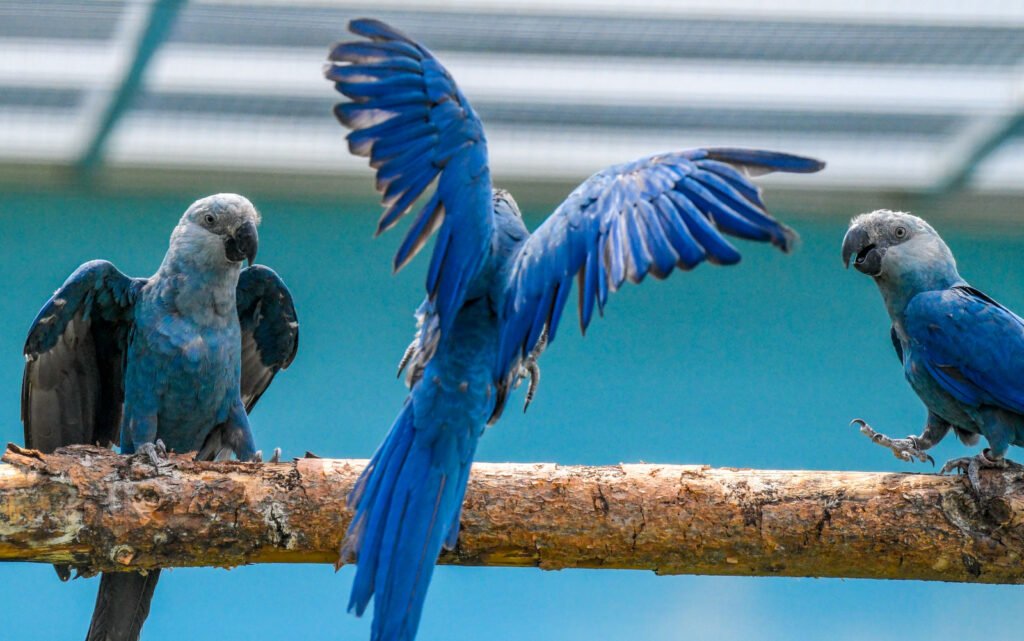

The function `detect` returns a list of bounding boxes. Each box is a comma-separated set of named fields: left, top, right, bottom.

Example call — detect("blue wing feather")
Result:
left=497, top=149, right=824, bottom=382
left=326, top=18, right=493, bottom=334
left=906, top=286, right=1024, bottom=414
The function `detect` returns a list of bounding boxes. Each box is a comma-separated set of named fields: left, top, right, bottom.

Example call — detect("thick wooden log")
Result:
left=0, top=443, right=1023, bottom=583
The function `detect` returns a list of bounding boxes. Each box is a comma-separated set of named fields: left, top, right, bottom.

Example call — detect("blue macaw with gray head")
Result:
left=843, top=209, right=1024, bottom=490
left=22, top=193, right=299, bottom=641
left=324, top=18, right=824, bottom=641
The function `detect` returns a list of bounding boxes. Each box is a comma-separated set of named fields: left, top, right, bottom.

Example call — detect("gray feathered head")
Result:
left=842, top=210, right=955, bottom=275
left=170, top=193, right=261, bottom=269
left=842, top=209, right=962, bottom=305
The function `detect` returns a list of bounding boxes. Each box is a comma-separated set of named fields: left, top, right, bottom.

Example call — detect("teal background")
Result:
left=0, top=189, right=1022, bottom=640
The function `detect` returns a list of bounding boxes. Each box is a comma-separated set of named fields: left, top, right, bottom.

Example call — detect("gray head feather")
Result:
left=842, top=209, right=963, bottom=316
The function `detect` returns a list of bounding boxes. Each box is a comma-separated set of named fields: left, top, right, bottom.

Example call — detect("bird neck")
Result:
left=154, top=252, right=240, bottom=322
left=877, top=264, right=964, bottom=320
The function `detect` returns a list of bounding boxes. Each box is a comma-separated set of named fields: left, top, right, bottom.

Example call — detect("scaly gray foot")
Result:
left=135, top=439, right=168, bottom=468
left=851, top=419, right=934, bottom=465
left=251, top=447, right=282, bottom=463
left=939, top=450, right=1020, bottom=493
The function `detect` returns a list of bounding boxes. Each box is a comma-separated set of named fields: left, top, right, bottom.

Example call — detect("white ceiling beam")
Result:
left=0, top=40, right=1012, bottom=116
left=193, top=0, right=1024, bottom=28
left=100, top=113, right=937, bottom=189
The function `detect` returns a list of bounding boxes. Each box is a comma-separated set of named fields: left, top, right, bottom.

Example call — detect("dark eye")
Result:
left=894, top=226, right=907, bottom=239
left=204, top=213, right=216, bottom=225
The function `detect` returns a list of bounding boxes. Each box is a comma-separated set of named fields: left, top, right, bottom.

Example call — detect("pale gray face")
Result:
left=841, top=210, right=948, bottom=279
left=174, top=193, right=261, bottom=267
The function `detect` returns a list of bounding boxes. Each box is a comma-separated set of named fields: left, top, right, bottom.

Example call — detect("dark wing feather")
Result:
left=325, top=18, right=494, bottom=335
left=890, top=325, right=904, bottom=364
left=22, top=260, right=139, bottom=452
left=496, top=148, right=824, bottom=400
left=236, top=265, right=299, bottom=412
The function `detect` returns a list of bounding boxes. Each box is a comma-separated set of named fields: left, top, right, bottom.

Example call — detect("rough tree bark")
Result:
left=0, top=444, right=1023, bottom=583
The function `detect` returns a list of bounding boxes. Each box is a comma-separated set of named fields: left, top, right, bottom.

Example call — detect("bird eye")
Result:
left=204, top=213, right=216, bottom=225
left=894, top=226, right=907, bottom=239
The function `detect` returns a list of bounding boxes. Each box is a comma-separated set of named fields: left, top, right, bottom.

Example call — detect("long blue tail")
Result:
left=345, top=399, right=478, bottom=641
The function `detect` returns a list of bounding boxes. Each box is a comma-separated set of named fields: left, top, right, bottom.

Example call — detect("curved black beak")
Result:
left=841, top=226, right=883, bottom=276
left=225, top=220, right=258, bottom=265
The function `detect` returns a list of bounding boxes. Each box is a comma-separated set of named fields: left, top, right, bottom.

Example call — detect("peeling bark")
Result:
left=1, top=444, right=1023, bottom=583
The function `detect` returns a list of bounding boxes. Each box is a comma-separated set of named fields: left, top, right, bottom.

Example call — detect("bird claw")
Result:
left=251, top=447, right=282, bottom=463
left=850, top=419, right=934, bottom=465
left=515, top=328, right=547, bottom=413
left=135, top=439, right=168, bottom=468
left=939, top=450, right=1014, bottom=494
left=520, top=358, right=540, bottom=413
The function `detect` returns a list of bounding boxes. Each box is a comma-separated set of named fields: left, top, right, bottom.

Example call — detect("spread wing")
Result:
left=22, top=260, right=141, bottom=452
left=325, top=18, right=493, bottom=335
left=905, top=285, right=1024, bottom=414
left=497, top=148, right=825, bottom=388
left=236, top=265, right=299, bottom=412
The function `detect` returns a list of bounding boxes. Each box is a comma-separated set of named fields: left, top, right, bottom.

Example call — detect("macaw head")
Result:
left=171, top=193, right=261, bottom=269
left=842, top=209, right=962, bottom=311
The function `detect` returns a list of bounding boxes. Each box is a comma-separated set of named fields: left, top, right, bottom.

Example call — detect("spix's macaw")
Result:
left=22, top=194, right=299, bottom=641
left=843, top=210, right=1024, bottom=491
left=324, top=19, right=824, bottom=641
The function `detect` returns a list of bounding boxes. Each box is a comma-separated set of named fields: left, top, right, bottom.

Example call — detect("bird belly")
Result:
left=905, top=355, right=978, bottom=434
left=413, top=299, right=501, bottom=435
left=128, top=313, right=241, bottom=453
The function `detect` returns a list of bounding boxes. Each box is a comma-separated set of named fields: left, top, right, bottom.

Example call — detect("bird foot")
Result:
left=134, top=439, right=168, bottom=469
left=850, top=419, right=934, bottom=465
left=939, top=450, right=1019, bottom=493
left=251, top=447, right=281, bottom=463
left=515, top=328, right=548, bottom=413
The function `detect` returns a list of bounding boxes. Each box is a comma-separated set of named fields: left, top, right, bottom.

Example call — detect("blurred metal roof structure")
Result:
left=1, top=0, right=1023, bottom=200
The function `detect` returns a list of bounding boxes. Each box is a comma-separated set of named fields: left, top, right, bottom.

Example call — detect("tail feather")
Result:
left=345, top=400, right=478, bottom=641
left=85, top=570, right=161, bottom=641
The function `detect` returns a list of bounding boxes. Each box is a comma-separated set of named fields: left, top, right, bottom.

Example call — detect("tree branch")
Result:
left=1, top=444, right=1022, bottom=583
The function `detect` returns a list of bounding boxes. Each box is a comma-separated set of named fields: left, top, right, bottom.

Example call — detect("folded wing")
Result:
left=906, top=285, right=1024, bottom=414
left=325, top=18, right=494, bottom=334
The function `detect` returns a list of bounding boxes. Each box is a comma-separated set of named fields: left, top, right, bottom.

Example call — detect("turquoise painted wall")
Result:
left=0, top=190, right=1022, bottom=640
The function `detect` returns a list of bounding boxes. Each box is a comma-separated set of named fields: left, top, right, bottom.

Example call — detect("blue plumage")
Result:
left=22, top=194, right=299, bottom=641
left=843, top=210, right=1024, bottom=488
left=326, top=18, right=824, bottom=641
left=906, top=287, right=1024, bottom=414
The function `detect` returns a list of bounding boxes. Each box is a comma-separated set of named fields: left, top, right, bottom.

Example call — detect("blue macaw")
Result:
left=22, top=194, right=299, bottom=641
left=324, top=18, right=824, bottom=641
left=843, top=210, right=1024, bottom=491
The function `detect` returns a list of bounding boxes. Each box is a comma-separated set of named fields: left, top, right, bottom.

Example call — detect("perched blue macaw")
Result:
left=324, top=18, right=824, bottom=641
left=22, top=194, right=299, bottom=641
left=843, top=210, right=1024, bottom=491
